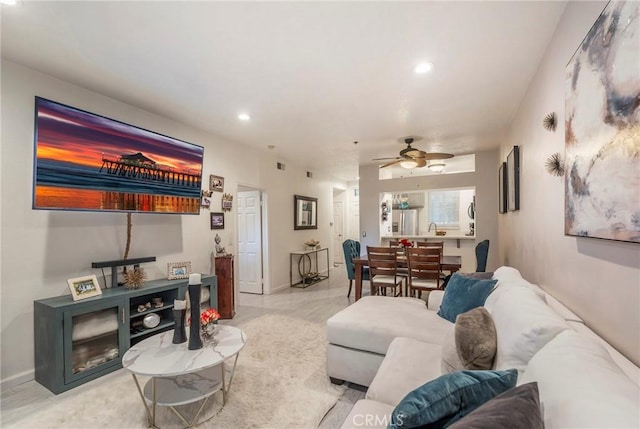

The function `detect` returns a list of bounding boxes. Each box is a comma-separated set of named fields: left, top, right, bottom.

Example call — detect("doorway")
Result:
left=237, top=187, right=264, bottom=294
left=333, top=189, right=346, bottom=266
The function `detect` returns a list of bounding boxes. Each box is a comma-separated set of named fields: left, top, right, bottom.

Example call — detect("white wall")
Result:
left=499, top=1, right=640, bottom=365
left=0, top=60, right=337, bottom=385
left=359, top=150, right=499, bottom=273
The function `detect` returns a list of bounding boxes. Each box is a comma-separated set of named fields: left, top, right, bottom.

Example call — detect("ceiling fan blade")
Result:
left=379, top=159, right=403, bottom=169
left=414, top=159, right=428, bottom=168
left=372, top=156, right=402, bottom=161
left=423, top=152, right=455, bottom=160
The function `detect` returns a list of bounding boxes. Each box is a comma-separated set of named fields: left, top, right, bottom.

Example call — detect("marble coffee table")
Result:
left=122, top=325, right=246, bottom=428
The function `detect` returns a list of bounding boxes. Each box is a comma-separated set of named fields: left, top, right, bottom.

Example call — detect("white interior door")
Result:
left=238, top=190, right=263, bottom=294
left=333, top=201, right=344, bottom=265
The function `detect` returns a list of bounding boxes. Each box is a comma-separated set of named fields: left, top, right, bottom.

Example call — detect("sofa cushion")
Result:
left=520, top=330, right=640, bottom=429
left=437, top=274, right=497, bottom=323
left=447, top=382, right=543, bottom=429
left=389, top=369, right=517, bottom=428
left=456, top=307, right=497, bottom=370
left=367, top=337, right=444, bottom=406
left=339, top=399, right=395, bottom=429
left=327, top=296, right=452, bottom=355
left=487, top=267, right=546, bottom=312
left=442, top=307, right=497, bottom=373
left=441, top=326, right=464, bottom=373
left=489, top=286, right=569, bottom=374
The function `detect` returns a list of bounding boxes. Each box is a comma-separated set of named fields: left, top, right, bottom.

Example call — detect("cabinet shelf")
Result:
left=130, top=320, right=174, bottom=339
left=129, top=303, right=174, bottom=319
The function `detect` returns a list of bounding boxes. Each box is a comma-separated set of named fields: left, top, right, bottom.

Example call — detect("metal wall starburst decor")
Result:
left=543, top=112, right=557, bottom=131
left=545, top=153, right=565, bottom=176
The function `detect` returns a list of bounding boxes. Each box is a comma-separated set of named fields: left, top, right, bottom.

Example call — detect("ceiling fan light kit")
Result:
left=400, top=160, right=418, bottom=169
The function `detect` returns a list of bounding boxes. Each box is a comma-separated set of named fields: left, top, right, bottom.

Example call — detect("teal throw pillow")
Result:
left=437, top=274, right=497, bottom=323
left=388, top=369, right=517, bottom=429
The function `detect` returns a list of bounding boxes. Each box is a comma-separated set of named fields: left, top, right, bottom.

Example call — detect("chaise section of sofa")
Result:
left=326, top=295, right=452, bottom=386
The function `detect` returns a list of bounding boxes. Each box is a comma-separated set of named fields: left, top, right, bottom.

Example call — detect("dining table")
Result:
left=352, top=254, right=462, bottom=301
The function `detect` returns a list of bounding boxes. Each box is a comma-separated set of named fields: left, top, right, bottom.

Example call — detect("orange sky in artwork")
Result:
left=37, top=144, right=201, bottom=172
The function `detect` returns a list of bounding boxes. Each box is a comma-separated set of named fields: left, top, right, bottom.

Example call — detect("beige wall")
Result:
left=499, top=1, right=640, bottom=365
left=0, top=60, right=341, bottom=385
left=359, top=150, right=499, bottom=272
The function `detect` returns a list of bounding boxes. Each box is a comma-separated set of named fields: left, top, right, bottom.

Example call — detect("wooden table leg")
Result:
left=355, top=262, right=362, bottom=301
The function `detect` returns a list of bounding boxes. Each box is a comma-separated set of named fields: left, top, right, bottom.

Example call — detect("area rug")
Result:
left=8, top=314, right=345, bottom=428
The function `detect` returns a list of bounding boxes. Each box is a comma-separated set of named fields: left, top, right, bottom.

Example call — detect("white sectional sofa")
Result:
left=326, top=266, right=640, bottom=428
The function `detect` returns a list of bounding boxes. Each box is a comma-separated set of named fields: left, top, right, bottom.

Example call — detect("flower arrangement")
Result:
left=187, top=307, right=220, bottom=326
left=399, top=238, right=413, bottom=248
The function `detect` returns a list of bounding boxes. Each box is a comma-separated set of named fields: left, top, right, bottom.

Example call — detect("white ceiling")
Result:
left=1, top=1, right=567, bottom=182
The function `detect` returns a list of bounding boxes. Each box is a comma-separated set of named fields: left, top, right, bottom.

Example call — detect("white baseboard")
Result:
left=1, top=369, right=34, bottom=391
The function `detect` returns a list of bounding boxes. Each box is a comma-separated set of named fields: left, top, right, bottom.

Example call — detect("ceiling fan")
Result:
left=373, top=137, right=454, bottom=169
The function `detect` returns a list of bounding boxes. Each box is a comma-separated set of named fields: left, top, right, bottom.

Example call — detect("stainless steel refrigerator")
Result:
left=392, top=209, right=419, bottom=236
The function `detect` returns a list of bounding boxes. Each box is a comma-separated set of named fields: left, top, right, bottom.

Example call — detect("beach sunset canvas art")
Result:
left=33, top=98, right=204, bottom=214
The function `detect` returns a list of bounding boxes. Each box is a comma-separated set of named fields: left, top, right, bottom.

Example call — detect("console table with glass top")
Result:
left=289, top=247, right=330, bottom=288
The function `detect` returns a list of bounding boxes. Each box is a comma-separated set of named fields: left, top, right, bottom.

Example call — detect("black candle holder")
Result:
left=172, top=309, right=187, bottom=344
left=188, top=283, right=203, bottom=350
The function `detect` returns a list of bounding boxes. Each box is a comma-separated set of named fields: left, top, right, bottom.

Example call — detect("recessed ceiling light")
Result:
left=414, top=62, right=433, bottom=74
left=237, top=113, right=251, bottom=121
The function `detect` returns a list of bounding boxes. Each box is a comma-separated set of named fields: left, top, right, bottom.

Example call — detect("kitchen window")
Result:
left=428, top=190, right=460, bottom=228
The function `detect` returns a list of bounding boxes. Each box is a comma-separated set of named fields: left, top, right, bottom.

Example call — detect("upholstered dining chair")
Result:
left=343, top=239, right=369, bottom=297
left=405, top=246, right=441, bottom=299
left=366, top=246, right=405, bottom=297
left=475, top=239, right=490, bottom=272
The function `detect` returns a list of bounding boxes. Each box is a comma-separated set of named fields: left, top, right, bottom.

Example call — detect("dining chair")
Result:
left=416, top=240, right=445, bottom=280
left=343, top=239, right=369, bottom=297
left=475, top=239, right=490, bottom=272
left=366, top=246, right=405, bottom=297
left=406, top=246, right=441, bottom=299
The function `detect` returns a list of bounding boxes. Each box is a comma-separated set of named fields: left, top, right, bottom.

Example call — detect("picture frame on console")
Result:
left=167, top=261, right=191, bottom=280
left=67, top=275, right=102, bottom=301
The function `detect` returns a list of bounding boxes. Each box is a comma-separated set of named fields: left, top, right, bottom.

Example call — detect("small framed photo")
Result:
left=67, top=275, right=102, bottom=301
left=209, top=175, right=224, bottom=192
left=211, top=212, right=224, bottom=229
left=201, top=196, right=211, bottom=208
left=167, top=261, right=192, bottom=280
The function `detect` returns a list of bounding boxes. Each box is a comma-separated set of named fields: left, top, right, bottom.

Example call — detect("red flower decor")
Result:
left=399, top=238, right=413, bottom=248
left=187, top=308, right=220, bottom=326
left=201, top=308, right=220, bottom=325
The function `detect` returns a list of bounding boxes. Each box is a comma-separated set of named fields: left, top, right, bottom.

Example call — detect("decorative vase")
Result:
left=172, top=309, right=187, bottom=344
left=201, top=321, right=218, bottom=343
left=188, top=283, right=203, bottom=350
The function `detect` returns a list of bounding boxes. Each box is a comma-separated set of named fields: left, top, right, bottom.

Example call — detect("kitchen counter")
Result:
left=381, top=234, right=475, bottom=248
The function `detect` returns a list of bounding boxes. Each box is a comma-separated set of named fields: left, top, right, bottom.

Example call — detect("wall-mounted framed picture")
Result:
left=67, top=274, right=102, bottom=301
left=167, top=261, right=191, bottom=280
left=294, top=194, right=318, bottom=230
left=209, top=175, right=224, bottom=192
left=498, top=161, right=507, bottom=214
left=507, top=146, right=520, bottom=211
left=211, top=212, right=224, bottom=229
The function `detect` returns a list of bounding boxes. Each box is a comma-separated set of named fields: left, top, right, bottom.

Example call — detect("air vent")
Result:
left=277, top=162, right=286, bottom=171
left=306, top=171, right=313, bottom=178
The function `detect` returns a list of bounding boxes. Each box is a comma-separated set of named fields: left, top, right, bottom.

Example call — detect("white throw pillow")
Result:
left=489, top=286, right=569, bottom=374
left=521, top=330, right=640, bottom=428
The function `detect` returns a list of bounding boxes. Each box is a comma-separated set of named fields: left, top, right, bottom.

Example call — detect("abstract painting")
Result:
left=565, top=0, right=639, bottom=243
